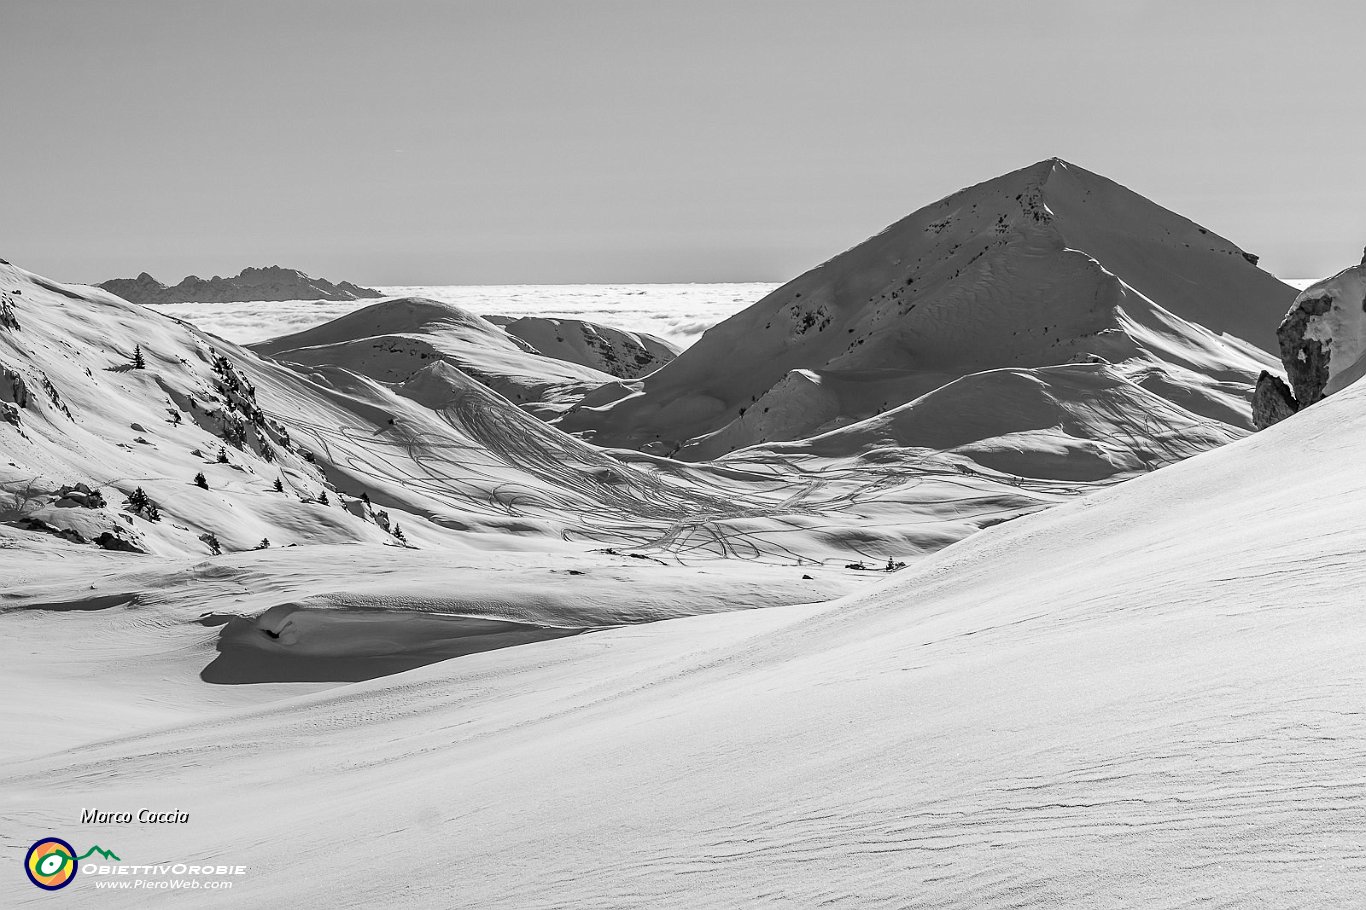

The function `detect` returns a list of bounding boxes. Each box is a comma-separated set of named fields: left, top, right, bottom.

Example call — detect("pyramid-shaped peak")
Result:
left=558, top=157, right=1294, bottom=456
left=953, top=157, right=1141, bottom=203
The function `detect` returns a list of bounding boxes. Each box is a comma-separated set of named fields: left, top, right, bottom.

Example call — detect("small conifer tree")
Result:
left=194, top=472, right=208, bottom=489
left=217, top=447, right=229, bottom=464
left=255, top=537, right=270, bottom=550
left=132, top=345, right=146, bottom=369
left=317, top=491, right=329, bottom=506
left=273, top=477, right=284, bottom=493
left=124, top=487, right=161, bottom=521
left=203, top=532, right=222, bottom=555
left=393, top=524, right=407, bottom=543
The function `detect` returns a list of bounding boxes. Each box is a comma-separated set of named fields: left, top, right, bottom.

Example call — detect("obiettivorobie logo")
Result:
left=23, top=838, right=246, bottom=892
left=24, top=838, right=120, bottom=891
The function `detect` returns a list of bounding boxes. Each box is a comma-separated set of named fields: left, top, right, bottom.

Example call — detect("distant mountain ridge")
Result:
left=99, top=265, right=382, bottom=304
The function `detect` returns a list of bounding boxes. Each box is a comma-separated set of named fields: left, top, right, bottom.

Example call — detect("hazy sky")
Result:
left=5, top=0, right=1364, bottom=285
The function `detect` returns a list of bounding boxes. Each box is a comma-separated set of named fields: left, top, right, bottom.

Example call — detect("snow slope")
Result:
left=498, top=314, right=678, bottom=379
left=0, top=260, right=401, bottom=557
left=761, top=362, right=1242, bottom=481
left=559, top=159, right=1291, bottom=461
left=5, top=338, right=1364, bottom=907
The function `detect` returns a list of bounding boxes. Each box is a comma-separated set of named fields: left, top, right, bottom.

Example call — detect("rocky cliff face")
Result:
left=99, top=266, right=382, bottom=304
left=1256, top=259, right=1366, bottom=429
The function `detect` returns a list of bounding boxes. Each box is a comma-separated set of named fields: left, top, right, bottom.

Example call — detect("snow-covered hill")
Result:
left=5, top=311, right=1364, bottom=908
left=250, top=296, right=620, bottom=409
left=559, top=159, right=1292, bottom=462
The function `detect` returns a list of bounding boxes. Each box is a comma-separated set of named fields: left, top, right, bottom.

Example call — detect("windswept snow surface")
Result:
left=5, top=351, right=1366, bottom=908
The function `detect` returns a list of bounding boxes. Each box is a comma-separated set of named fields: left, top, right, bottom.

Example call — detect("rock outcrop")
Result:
left=1251, top=371, right=1298, bottom=429
left=1256, top=258, right=1366, bottom=429
left=99, top=266, right=382, bottom=305
left=1277, top=293, right=1336, bottom=408
left=1275, top=263, right=1366, bottom=409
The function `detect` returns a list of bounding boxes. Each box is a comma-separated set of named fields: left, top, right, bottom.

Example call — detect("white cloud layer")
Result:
left=149, top=283, right=778, bottom=348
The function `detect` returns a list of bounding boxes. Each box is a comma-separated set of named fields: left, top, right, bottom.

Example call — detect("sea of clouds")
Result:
left=149, top=283, right=780, bottom=349
left=147, top=278, right=1320, bottom=349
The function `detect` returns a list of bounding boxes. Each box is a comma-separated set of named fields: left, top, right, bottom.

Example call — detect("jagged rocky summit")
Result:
left=98, top=265, right=383, bottom=304
left=1253, top=250, right=1366, bottom=429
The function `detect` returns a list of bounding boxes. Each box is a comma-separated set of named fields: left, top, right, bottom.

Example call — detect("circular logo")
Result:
left=25, top=838, right=77, bottom=891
